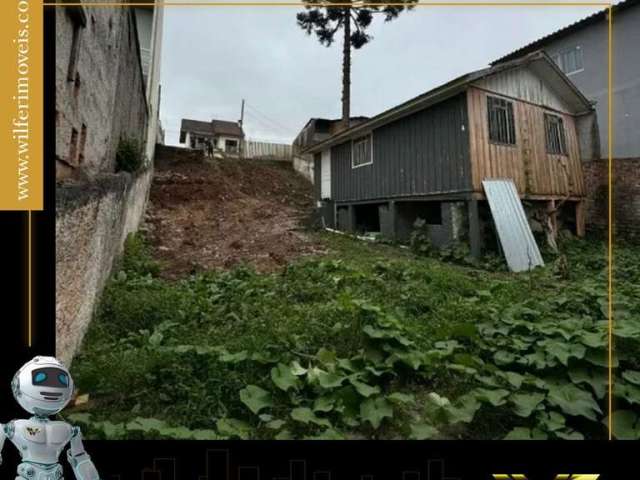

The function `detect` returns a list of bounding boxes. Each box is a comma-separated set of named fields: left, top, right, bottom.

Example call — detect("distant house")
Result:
left=293, top=117, right=370, bottom=154
left=292, top=117, right=369, bottom=183
left=492, top=0, right=640, bottom=238
left=179, top=118, right=245, bottom=155
left=305, top=52, right=598, bottom=256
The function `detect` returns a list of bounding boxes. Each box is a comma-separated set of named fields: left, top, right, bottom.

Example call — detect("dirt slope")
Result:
left=145, top=152, right=324, bottom=278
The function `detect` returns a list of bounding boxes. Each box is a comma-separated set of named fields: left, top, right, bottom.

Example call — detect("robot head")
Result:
left=11, top=356, right=74, bottom=417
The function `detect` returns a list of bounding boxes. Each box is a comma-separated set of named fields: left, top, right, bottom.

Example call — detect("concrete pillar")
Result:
left=468, top=199, right=482, bottom=258
left=379, top=201, right=397, bottom=240
left=346, top=204, right=356, bottom=233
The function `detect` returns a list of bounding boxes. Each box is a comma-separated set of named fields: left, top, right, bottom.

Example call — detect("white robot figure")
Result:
left=0, top=356, right=101, bottom=480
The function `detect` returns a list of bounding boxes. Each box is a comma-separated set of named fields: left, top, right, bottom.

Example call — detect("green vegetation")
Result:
left=68, top=233, right=640, bottom=440
left=115, top=137, right=145, bottom=173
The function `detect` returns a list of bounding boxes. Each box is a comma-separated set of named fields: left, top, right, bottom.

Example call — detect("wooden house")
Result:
left=305, top=52, right=598, bottom=256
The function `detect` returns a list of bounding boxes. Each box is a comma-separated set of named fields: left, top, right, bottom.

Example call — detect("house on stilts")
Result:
left=305, top=51, right=599, bottom=257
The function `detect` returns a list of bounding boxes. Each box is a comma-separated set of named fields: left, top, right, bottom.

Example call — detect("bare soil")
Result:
left=144, top=155, right=325, bottom=278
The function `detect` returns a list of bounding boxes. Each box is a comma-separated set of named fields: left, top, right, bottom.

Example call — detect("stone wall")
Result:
left=583, top=158, right=640, bottom=240
left=56, top=169, right=153, bottom=365
left=56, top=4, right=148, bottom=179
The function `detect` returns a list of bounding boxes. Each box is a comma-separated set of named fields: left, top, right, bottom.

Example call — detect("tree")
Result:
left=297, top=0, right=417, bottom=128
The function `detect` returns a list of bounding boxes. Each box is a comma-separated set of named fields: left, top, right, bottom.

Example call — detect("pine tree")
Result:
left=297, top=1, right=417, bottom=128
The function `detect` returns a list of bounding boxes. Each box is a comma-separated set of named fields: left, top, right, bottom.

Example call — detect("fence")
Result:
left=243, top=140, right=292, bottom=161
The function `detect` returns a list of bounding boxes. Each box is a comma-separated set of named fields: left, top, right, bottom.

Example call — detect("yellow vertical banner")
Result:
left=0, top=0, right=43, bottom=211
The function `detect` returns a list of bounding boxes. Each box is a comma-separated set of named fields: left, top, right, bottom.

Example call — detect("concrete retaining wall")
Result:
left=293, top=155, right=314, bottom=183
left=56, top=169, right=153, bottom=364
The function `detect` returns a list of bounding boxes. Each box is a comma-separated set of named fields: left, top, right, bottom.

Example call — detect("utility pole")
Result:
left=239, top=98, right=245, bottom=159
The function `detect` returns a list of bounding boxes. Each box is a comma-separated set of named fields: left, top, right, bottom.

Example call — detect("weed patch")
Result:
left=68, top=233, right=640, bottom=439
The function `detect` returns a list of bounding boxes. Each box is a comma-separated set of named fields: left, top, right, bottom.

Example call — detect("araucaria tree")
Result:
left=297, top=0, right=417, bottom=127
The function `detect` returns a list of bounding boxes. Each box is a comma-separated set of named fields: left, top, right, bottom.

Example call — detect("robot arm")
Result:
left=0, top=423, right=5, bottom=466
left=67, top=426, right=101, bottom=480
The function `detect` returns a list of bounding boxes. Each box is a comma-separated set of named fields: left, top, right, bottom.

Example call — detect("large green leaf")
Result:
left=271, top=363, right=299, bottom=391
left=216, top=418, right=252, bottom=439
left=313, top=396, right=335, bottom=413
left=547, top=384, right=602, bottom=421
left=622, top=370, right=640, bottom=386
left=447, top=394, right=481, bottom=424
left=239, top=385, right=273, bottom=414
left=504, top=427, right=548, bottom=440
left=510, top=392, right=545, bottom=418
left=604, top=410, right=640, bottom=440
left=350, top=378, right=381, bottom=398
left=316, top=370, right=347, bottom=389
left=474, top=388, right=510, bottom=407
left=290, top=407, right=331, bottom=427
left=409, top=423, right=439, bottom=440
left=388, top=392, right=415, bottom=405
left=568, top=366, right=607, bottom=399
left=543, top=341, right=586, bottom=366
left=360, top=397, right=393, bottom=429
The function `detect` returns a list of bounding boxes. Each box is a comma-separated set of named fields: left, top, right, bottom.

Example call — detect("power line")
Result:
left=243, top=111, right=295, bottom=137
left=244, top=102, right=298, bottom=134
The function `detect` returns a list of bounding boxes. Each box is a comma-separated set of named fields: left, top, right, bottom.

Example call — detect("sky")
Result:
left=159, top=1, right=606, bottom=146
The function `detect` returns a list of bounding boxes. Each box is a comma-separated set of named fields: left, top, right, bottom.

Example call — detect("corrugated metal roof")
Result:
left=482, top=179, right=544, bottom=272
left=492, top=0, right=638, bottom=65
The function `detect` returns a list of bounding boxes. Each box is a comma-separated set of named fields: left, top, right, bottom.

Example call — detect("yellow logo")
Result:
left=26, top=427, right=40, bottom=436
left=493, top=476, right=600, bottom=480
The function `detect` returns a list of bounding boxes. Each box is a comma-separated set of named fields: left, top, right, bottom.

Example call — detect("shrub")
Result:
left=116, top=137, right=144, bottom=173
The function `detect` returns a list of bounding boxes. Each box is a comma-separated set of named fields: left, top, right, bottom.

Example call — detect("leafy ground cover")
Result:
left=67, top=233, right=640, bottom=440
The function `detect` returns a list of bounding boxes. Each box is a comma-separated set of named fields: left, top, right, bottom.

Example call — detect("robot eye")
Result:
left=34, top=372, right=47, bottom=384
left=58, top=374, right=69, bottom=386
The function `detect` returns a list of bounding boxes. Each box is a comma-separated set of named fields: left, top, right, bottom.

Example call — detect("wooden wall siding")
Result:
left=330, top=94, right=471, bottom=202
left=467, top=87, right=585, bottom=197
left=474, top=67, right=573, bottom=114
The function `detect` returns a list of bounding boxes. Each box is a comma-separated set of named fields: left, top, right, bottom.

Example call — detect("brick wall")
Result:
left=583, top=158, right=640, bottom=240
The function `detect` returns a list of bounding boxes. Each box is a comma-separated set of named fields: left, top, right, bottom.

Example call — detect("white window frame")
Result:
left=351, top=134, right=373, bottom=169
left=551, top=45, right=584, bottom=76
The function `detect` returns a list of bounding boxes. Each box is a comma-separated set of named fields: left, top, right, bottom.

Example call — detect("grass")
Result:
left=67, top=232, right=640, bottom=440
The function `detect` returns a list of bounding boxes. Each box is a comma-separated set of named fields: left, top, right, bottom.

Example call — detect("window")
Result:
left=551, top=46, right=584, bottom=75
left=225, top=139, right=239, bottom=153
left=66, top=8, right=87, bottom=81
left=544, top=113, right=568, bottom=155
left=487, top=96, right=516, bottom=145
left=69, top=128, right=79, bottom=165
left=352, top=135, right=372, bottom=168
left=78, top=124, right=88, bottom=165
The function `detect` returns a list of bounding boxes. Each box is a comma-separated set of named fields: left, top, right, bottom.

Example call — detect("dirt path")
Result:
left=144, top=154, right=325, bottom=278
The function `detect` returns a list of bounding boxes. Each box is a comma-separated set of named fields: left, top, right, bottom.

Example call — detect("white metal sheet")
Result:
left=321, top=149, right=331, bottom=199
left=482, top=179, right=544, bottom=272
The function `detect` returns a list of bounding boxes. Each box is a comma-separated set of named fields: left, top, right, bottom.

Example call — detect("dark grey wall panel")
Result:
left=330, top=93, right=471, bottom=202
left=313, top=153, right=321, bottom=201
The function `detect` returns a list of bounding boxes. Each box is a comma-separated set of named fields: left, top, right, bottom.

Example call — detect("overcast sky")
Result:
left=159, top=1, right=606, bottom=146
